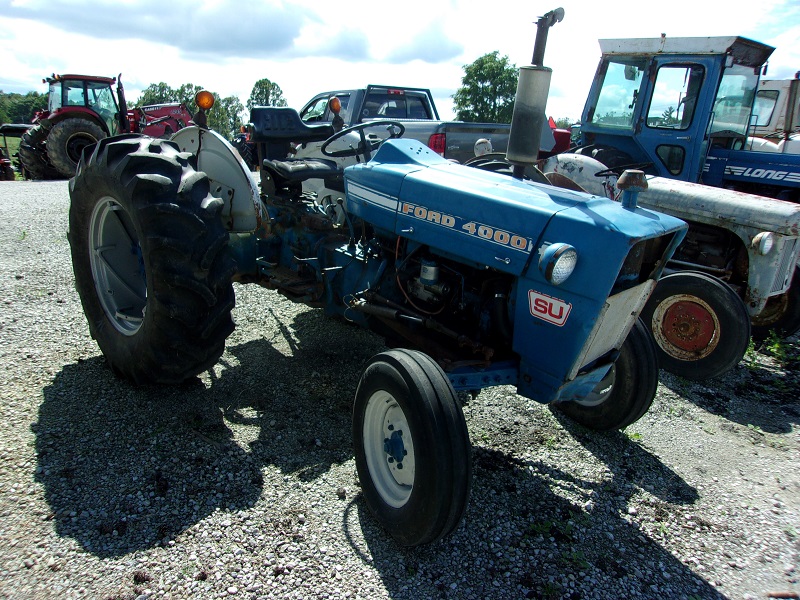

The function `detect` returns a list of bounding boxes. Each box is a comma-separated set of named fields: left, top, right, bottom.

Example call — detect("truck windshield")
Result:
left=588, top=58, right=647, bottom=128
left=708, top=63, right=759, bottom=138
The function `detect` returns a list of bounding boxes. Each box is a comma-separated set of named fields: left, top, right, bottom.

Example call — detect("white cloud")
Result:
left=1, top=0, right=798, bottom=122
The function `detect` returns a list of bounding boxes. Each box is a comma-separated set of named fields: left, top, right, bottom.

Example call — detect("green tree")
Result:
left=452, top=52, right=518, bottom=123
left=208, top=95, right=245, bottom=140
left=136, top=82, right=177, bottom=105
left=0, top=91, right=47, bottom=123
left=246, top=78, right=287, bottom=111
left=175, top=84, right=205, bottom=108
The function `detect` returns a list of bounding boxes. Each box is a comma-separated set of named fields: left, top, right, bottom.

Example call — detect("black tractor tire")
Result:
left=2, top=165, right=14, bottom=181
left=18, top=124, right=59, bottom=180
left=49, top=118, right=107, bottom=178
left=231, top=136, right=255, bottom=171
left=551, top=318, right=658, bottom=431
left=68, top=134, right=236, bottom=385
left=751, top=266, right=800, bottom=341
left=353, top=349, right=472, bottom=547
left=641, top=271, right=751, bottom=380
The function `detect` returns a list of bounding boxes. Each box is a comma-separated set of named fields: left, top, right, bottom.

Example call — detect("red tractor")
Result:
left=18, top=73, right=195, bottom=179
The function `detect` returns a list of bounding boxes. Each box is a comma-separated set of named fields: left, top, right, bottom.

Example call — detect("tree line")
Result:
left=1, top=55, right=577, bottom=138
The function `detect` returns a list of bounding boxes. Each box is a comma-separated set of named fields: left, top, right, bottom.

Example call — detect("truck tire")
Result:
left=551, top=318, right=658, bottom=431
left=751, top=266, right=800, bottom=340
left=18, top=124, right=59, bottom=180
left=641, top=271, right=751, bottom=380
left=49, top=118, right=107, bottom=178
left=68, top=134, right=236, bottom=385
left=353, top=349, right=471, bottom=547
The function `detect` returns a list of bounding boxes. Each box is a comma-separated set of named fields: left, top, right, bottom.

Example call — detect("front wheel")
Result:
left=353, top=349, right=471, bottom=547
left=69, top=135, right=236, bottom=384
left=640, top=271, right=751, bottom=380
left=551, top=318, right=658, bottom=431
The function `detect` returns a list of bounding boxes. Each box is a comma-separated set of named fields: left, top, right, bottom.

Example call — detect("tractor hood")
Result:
left=345, top=139, right=686, bottom=291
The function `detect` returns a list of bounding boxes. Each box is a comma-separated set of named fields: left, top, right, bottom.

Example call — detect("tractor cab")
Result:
left=578, top=36, right=774, bottom=182
left=45, top=74, right=120, bottom=134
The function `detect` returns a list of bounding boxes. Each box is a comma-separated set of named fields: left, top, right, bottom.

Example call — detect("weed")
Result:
left=19, top=230, right=27, bottom=241
left=528, top=520, right=553, bottom=536
left=626, top=431, right=642, bottom=441
left=764, top=330, right=795, bottom=367
left=560, top=549, right=590, bottom=570
left=542, top=582, right=561, bottom=598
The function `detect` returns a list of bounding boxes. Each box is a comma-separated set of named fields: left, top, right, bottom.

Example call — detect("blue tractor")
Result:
left=66, top=12, right=687, bottom=546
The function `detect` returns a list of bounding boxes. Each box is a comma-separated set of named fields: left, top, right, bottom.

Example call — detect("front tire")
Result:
left=18, top=124, right=59, bottom=180
left=353, top=349, right=471, bottom=547
left=49, top=118, right=106, bottom=178
left=68, top=135, right=236, bottom=384
left=641, top=271, right=751, bottom=380
left=551, top=318, right=658, bottom=431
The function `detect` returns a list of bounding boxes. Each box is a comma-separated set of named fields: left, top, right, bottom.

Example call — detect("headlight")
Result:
left=752, top=232, right=775, bottom=255
left=539, top=243, right=578, bottom=285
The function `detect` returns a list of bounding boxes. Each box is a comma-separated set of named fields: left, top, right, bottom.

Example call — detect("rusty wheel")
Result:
left=641, top=271, right=751, bottom=380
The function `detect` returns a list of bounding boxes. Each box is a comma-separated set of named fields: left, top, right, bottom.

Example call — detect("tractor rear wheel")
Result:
left=68, top=135, right=236, bottom=384
left=641, top=271, right=751, bottom=380
left=551, top=318, right=658, bottom=431
left=18, top=124, right=58, bottom=180
left=353, top=349, right=472, bottom=547
left=49, top=118, right=106, bottom=178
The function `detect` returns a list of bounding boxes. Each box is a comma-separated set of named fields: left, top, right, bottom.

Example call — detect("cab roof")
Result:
left=598, top=35, right=774, bottom=68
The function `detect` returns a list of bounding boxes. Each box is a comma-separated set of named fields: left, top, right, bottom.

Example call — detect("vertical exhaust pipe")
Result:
left=507, top=8, right=564, bottom=179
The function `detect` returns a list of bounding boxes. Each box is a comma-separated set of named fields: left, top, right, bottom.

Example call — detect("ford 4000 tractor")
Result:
left=66, top=10, right=687, bottom=546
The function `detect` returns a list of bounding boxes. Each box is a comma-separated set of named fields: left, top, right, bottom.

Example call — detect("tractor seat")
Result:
left=262, top=157, right=343, bottom=192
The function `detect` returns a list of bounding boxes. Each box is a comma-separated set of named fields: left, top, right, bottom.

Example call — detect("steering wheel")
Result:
left=594, top=162, right=654, bottom=177
left=321, top=120, right=405, bottom=162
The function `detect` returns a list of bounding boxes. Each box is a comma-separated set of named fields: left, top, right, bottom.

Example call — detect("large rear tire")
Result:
left=353, top=349, right=471, bottom=547
left=551, top=319, right=658, bottom=431
left=641, top=271, right=751, bottom=380
left=49, top=118, right=106, bottom=178
left=18, top=124, right=59, bottom=180
left=68, top=135, right=236, bottom=384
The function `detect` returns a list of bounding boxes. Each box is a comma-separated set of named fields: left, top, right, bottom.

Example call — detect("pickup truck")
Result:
left=237, top=84, right=569, bottom=169
left=297, top=85, right=516, bottom=163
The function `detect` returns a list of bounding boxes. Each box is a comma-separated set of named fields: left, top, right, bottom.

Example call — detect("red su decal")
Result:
left=528, top=290, right=572, bottom=326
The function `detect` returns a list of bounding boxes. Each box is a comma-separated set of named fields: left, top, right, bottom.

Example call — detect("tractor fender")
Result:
left=170, top=126, right=262, bottom=233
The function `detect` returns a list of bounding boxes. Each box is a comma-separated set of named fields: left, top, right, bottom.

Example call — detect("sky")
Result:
left=1, top=0, right=799, bottom=122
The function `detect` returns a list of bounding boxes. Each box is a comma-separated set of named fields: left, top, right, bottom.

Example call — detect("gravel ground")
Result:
left=0, top=179, right=798, bottom=600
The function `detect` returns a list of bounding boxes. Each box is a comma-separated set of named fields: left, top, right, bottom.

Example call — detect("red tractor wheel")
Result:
left=641, top=271, right=751, bottom=380
left=47, top=118, right=106, bottom=178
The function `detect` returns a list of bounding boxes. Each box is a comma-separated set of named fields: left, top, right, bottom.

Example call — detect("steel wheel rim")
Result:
left=575, top=363, right=616, bottom=407
left=652, top=294, right=720, bottom=360
left=362, top=390, right=415, bottom=508
left=89, top=196, right=147, bottom=336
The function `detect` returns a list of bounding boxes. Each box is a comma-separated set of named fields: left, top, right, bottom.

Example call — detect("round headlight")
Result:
left=752, top=232, right=775, bottom=255
left=539, top=243, right=578, bottom=285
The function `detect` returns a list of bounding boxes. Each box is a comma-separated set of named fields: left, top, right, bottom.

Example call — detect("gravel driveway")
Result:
left=0, top=179, right=798, bottom=600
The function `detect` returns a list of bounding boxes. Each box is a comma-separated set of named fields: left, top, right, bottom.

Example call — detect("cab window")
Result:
left=647, top=65, right=704, bottom=130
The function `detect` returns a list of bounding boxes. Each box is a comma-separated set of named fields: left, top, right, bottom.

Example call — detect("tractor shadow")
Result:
left=349, top=431, right=721, bottom=600
left=656, top=344, right=800, bottom=434
left=35, top=307, right=383, bottom=558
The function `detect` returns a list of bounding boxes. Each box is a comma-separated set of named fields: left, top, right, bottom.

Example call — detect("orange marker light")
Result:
left=195, top=90, right=215, bottom=110
left=328, top=96, right=341, bottom=114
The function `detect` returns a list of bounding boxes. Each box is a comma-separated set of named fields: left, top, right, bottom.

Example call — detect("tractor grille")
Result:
left=770, top=237, right=799, bottom=294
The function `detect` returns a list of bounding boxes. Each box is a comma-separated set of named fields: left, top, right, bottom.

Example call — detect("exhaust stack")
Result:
left=507, top=8, right=564, bottom=179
